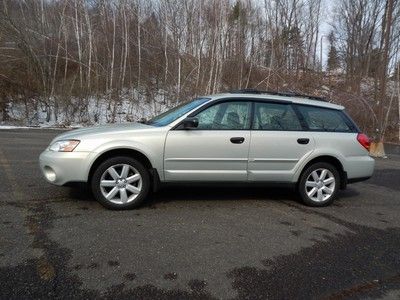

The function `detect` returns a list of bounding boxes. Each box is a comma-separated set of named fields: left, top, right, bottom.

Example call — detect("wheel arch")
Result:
left=297, top=155, right=347, bottom=189
left=88, top=148, right=154, bottom=185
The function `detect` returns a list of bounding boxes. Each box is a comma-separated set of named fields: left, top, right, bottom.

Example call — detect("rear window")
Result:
left=296, top=105, right=354, bottom=132
left=253, top=102, right=302, bottom=131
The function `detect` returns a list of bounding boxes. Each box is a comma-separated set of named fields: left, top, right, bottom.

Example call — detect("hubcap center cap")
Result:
left=117, top=179, right=126, bottom=188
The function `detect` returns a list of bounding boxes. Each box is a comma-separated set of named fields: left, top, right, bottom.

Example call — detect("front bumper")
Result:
left=39, top=150, right=92, bottom=186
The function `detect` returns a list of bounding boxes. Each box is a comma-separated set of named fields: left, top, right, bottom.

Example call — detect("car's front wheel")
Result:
left=91, top=156, right=150, bottom=209
left=298, top=162, right=339, bottom=207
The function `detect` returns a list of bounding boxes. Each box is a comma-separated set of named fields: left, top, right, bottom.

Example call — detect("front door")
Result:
left=248, top=102, right=315, bottom=181
left=164, top=100, right=251, bottom=181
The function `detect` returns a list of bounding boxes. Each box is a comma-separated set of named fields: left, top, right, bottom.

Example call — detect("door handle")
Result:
left=230, top=137, right=245, bottom=144
left=297, top=138, right=310, bottom=145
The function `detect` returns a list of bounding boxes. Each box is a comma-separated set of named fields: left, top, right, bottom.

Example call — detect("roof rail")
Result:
left=229, top=88, right=327, bottom=102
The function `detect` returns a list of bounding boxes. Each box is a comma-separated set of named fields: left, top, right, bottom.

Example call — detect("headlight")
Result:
left=49, top=140, right=80, bottom=152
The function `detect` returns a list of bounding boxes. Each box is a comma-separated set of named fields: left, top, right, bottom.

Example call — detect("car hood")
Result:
left=52, top=123, right=152, bottom=142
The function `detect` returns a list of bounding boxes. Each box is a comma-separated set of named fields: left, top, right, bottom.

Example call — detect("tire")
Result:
left=298, top=162, right=340, bottom=207
left=91, top=156, right=150, bottom=210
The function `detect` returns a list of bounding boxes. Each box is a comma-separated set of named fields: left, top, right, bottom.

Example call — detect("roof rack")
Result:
left=229, top=88, right=327, bottom=102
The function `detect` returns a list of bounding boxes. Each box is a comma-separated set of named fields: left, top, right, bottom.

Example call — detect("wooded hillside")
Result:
left=0, top=0, right=399, bottom=142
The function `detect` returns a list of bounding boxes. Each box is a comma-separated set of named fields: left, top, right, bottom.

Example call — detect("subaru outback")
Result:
left=39, top=90, right=374, bottom=209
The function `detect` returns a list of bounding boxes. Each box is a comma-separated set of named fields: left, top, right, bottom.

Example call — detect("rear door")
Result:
left=294, top=104, right=361, bottom=174
left=248, top=101, right=315, bottom=182
left=164, top=100, right=252, bottom=181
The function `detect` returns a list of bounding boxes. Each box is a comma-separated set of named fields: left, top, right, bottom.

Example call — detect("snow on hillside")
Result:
left=1, top=89, right=173, bottom=128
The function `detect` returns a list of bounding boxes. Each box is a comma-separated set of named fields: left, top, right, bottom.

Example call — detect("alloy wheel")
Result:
left=304, top=168, right=336, bottom=202
left=99, top=164, right=142, bottom=204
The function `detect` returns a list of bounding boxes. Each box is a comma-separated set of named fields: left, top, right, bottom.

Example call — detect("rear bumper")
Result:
left=345, top=155, right=375, bottom=180
left=39, top=150, right=91, bottom=186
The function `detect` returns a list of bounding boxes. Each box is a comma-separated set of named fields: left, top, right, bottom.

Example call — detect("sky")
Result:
left=320, top=0, right=335, bottom=68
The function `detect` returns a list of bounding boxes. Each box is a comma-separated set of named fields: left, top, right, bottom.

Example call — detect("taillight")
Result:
left=357, top=133, right=370, bottom=151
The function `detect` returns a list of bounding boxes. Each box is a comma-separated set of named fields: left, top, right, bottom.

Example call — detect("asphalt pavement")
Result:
left=1, top=129, right=400, bottom=299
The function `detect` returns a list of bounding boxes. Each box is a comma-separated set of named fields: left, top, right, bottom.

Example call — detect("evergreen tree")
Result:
left=327, top=31, right=340, bottom=72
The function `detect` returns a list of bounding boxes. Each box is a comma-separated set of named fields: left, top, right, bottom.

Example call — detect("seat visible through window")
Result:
left=226, top=112, right=242, bottom=129
left=195, top=101, right=251, bottom=130
left=253, top=102, right=302, bottom=131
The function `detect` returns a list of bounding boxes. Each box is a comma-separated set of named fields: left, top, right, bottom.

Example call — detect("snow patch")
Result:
left=2, top=89, right=173, bottom=128
left=0, top=125, right=71, bottom=130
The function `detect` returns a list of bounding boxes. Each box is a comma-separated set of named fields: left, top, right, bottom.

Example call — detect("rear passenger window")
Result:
left=253, top=102, right=302, bottom=131
left=296, top=105, right=352, bottom=132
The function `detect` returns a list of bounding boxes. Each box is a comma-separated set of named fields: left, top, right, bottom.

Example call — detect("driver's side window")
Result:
left=195, top=101, right=251, bottom=130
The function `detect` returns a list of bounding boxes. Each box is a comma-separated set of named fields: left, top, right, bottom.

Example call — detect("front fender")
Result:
left=84, top=140, right=163, bottom=181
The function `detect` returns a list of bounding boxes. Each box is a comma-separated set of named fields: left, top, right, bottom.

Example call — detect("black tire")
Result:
left=298, top=162, right=340, bottom=207
left=91, top=156, right=150, bottom=210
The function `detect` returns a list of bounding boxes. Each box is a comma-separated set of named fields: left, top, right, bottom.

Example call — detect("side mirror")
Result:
left=182, top=117, right=199, bottom=129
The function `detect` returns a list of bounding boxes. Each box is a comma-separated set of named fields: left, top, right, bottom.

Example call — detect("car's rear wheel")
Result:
left=298, top=162, right=339, bottom=207
left=91, top=156, right=150, bottom=209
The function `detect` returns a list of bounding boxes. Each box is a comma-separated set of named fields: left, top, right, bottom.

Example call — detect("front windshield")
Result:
left=146, top=97, right=210, bottom=127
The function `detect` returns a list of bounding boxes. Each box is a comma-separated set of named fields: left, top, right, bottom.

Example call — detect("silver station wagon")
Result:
left=39, top=90, right=375, bottom=209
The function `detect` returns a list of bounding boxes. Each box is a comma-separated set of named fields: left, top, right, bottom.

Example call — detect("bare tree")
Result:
left=0, top=0, right=399, bottom=145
